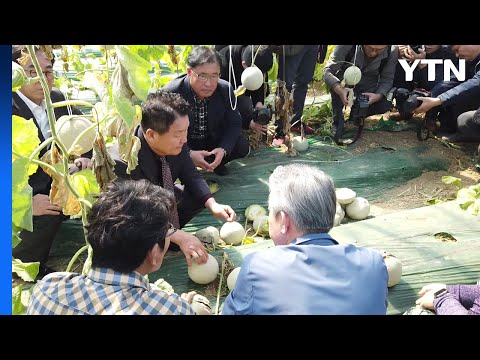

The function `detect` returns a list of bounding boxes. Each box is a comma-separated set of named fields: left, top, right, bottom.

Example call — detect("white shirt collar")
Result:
left=16, top=90, right=47, bottom=115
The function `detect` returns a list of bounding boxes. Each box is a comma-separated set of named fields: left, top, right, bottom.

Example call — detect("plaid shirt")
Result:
left=190, top=95, right=208, bottom=140
left=27, top=267, right=195, bottom=315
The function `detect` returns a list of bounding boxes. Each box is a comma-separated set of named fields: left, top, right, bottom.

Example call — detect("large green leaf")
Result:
left=12, top=285, right=24, bottom=315
left=12, top=62, right=28, bottom=92
left=116, top=46, right=152, bottom=101
left=12, top=115, right=41, bottom=176
left=112, top=64, right=136, bottom=128
left=12, top=157, right=33, bottom=232
left=71, top=169, right=100, bottom=206
left=12, top=258, right=39, bottom=282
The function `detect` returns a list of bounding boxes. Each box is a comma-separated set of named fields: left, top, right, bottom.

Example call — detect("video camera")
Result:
left=252, top=106, right=273, bottom=125
left=409, top=45, right=424, bottom=54
left=393, top=88, right=430, bottom=119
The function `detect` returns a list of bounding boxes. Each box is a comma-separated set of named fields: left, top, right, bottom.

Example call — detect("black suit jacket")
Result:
left=110, top=125, right=211, bottom=205
left=162, top=74, right=242, bottom=154
left=12, top=88, right=83, bottom=196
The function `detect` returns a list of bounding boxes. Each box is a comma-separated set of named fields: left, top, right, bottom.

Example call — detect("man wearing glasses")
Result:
left=162, top=46, right=249, bottom=176
left=27, top=179, right=199, bottom=315
left=12, top=45, right=92, bottom=280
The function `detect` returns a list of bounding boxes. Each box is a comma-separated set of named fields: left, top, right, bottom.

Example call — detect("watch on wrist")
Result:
left=433, top=287, right=448, bottom=299
left=220, top=147, right=227, bottom=157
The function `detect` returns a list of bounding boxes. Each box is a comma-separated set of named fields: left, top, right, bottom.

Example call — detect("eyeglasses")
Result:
left=165, top=223, right=178, bottom=238
left=190, top=69, right=220, bottom=83
left=26, top=69, right=54, bottom=80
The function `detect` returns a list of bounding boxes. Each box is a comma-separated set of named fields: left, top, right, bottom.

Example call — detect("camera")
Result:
left=409, top=45, right=423, bottom=54
left=348, top=93, right=370, bottom=124
left=393, top=88, right=430, bottom=118
left=252, top=106, right=272, bottom=125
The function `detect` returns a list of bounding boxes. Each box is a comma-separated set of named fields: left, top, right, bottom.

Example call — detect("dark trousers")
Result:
left=277, top=45, right=319, bottom=124
left=427, top=81, right=480, bottom=132
left=13, top=213, right=67, bottom=264
left=188, top=135, right=250, bottom=165
left=455, top=108, right=480, bottom=142
left=237, top=95, right=255, bottom=129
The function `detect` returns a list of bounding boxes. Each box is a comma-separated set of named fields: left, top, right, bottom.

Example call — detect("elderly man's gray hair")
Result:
left=268, top=163, right=336, bottom=233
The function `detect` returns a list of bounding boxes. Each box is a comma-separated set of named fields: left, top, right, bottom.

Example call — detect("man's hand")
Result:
left=32, top=194, right=62, bottom=216
left=362, top=92, right=383, bottom=105
left=190, top=150, right=215, bottom=172
left=205, top=198, right=236, bottom=222
left=74, top=157, right=92, bottom=170
left=170, top=230, right=208, bottom=266
left=333, top=84, right=349, bottom=107
left=416, top=283, right=446, bottom=310
left=414, top=97, right=442, bottom=113
left=181, top=291, right=197, bottom=304
left=249, top=120, right=268, bottom=135
left=209, top=148, right=226, bottom=170
left=404, top=46, right=426, bottom=61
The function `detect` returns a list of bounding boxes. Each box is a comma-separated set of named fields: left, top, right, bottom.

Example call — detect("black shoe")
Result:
left=214, top=164, right=228, bottom=176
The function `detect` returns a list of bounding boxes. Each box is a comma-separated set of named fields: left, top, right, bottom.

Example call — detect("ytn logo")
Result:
left=398, top=59, right=466, bottom=81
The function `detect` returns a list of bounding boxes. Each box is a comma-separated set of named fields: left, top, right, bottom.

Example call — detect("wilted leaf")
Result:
left=112, top=63, right=136, bottom=127
left=92, top=132, right=117, bottom=191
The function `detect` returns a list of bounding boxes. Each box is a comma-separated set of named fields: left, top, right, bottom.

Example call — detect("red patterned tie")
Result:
left=159, top=156, right=180, bottom=229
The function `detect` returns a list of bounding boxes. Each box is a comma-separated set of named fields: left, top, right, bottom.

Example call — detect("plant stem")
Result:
left=52, top=100, right=94, bottom=109
left=66, top=245, right=88, bottom=272
left=28, top=137, right=54, bottom=162
left=214, top=252, right=227, bottom=315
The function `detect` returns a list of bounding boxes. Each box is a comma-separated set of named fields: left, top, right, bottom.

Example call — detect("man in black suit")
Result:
left=110, top=90, right=237, bottom=266
left=12, top=45, right=91, bottom=278
left=162, top=46, right=249, bottom=176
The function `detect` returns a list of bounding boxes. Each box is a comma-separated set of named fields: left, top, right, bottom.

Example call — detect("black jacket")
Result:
left=162, top=74, right=242, bottom=154
left=110, top=125, right=211, bottom=205
left=12, top=88, right=83, bottom=196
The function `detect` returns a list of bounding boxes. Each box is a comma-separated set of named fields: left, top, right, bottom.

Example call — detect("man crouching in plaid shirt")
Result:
left=27, top=179, right=197, bottom=315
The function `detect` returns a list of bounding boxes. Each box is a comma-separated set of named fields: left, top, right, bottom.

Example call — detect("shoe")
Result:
left=214, top=164, right=228, bottom=176
left=290, top=124, right=315, bottom=135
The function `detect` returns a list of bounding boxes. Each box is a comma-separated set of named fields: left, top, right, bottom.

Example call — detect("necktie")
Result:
left=159, top=156, right=180, bottom=229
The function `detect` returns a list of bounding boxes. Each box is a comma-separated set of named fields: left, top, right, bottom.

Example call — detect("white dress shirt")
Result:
left=16, top=90, right=50, bottom=140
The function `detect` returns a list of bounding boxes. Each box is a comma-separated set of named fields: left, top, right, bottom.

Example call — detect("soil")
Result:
left=356, top=125, right=480, bottom=216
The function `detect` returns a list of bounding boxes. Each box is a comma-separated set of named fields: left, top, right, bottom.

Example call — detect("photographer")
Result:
left=414, top=45, right=480, bottom=135
left=323, top=45, right=399, bottom=141
left=390, top=45, right=458, bottom=121
left=216, top=45, right=274, bottom=135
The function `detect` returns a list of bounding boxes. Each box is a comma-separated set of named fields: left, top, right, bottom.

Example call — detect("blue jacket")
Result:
left=438, top=55, right=480, bottom=107
left=222, top=233, right=389, bottom=315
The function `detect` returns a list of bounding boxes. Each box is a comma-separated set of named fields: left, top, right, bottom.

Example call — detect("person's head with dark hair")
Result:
left=87, top=178, right=176, bottom=274
left=12, top=45, right=55, bottom=105
left=241, top=45, right=274, bottom=74
left=141, top=90, right=190, bottom=157
left=186, top=46, right=222, bottom=100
